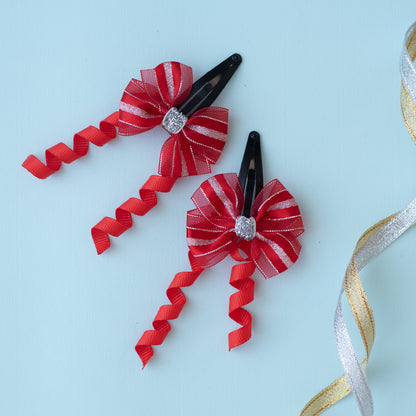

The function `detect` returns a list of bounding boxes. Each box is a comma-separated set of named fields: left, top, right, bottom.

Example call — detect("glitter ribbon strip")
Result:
left=300, top=21, right=416, bottom=416
left=401, top=21, right=416, bottom=141
left=136, top=173, right=304, bottom=367
left=300, top=200, right=416, bottom=416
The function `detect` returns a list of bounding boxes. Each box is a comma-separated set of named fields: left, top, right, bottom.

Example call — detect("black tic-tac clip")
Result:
left=238, top=131, right=264, bottom=218
left=177, top=53, right=242, bottom=117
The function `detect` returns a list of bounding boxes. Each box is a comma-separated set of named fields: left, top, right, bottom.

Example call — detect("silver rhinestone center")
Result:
left=235, top=216, right=256, bottom=241
left=162, top=107, right=188, bottom=134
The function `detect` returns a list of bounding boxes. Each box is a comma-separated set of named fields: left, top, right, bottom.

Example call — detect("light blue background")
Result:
left=2, top=0, right=416, bottom=415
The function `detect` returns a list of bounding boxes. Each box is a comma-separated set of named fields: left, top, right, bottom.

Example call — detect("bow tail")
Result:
left=136, top=252, right=204, bottom=368
left=228, top=260, right=256, bottom=350
left=159, top=131, right=211, bottom=177
left=22, top=112, right=119, bottom=179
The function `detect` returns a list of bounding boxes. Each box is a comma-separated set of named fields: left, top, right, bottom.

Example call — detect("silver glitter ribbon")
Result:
left=401, top=21, right=416, bottom=107
left=301, top=21, right=416, bottom=416
left=331, top=23, right=416, bottom=416
left=334, top=198, right=416, bottom=416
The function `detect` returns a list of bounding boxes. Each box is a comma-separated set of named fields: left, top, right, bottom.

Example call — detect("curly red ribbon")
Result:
left=22, top=61, right=229, bottom=254
left=136, top=252, right=203, bottom=368
left=91, top=175, right=177, bottom=254
left=22, top=112, right=119, bottom=179
left=136, top=173, right=304, bottom=367
left=228, top=257, right=256, bottom=350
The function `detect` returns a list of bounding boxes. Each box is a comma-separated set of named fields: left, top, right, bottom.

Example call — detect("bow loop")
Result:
left=251, top=232, right=302, bottom=278
left=251, top=179, right=304, bottom=278
left=118, top=78, right=164, bottom=136
left=191, top=173, right=243, bottom=223
left=187, top=206, right=238, bottom=269
left=187, top=173, right=243, bottom=268
left=141, top=62, right=193, bottom=108
left=253, top=179, right=304, bottom=237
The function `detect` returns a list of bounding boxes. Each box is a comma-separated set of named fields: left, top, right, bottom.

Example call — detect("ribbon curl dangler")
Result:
left=136, top=131, right=305, bottom=368
left=22, top=54, right=242, bottom=254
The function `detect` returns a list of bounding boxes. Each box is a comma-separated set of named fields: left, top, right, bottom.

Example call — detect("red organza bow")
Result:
left=119, top=61, right=228, bottom=177
left=187, top=173, right=304, bottom=276
left=90, top=62, right=229, bottom=253
left=22, top=61, right=230, bottom=255
left=136, top=173, right=304, bottom=368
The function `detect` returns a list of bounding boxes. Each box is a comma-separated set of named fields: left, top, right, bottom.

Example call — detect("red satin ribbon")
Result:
left=136, top=252, right=203, bottom=368
left=21, top=61, right=229, bottom=254
left=228, top=250, right=256, bottom=349
left=91, top=175, right=177, bottom=255
left=22, top=112, right=119, bottom=179
left=136, top=173, right=304, bottom=367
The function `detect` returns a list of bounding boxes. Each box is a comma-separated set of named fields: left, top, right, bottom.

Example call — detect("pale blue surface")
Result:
left=2, top=1, right=416, bottom=415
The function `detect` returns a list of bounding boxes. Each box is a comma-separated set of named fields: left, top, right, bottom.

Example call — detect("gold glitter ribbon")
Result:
left=299, top=218, right=387, bottom=416
left=401, top=22, right=416, bottom=142
left=300, top=21, right=416, bottom=416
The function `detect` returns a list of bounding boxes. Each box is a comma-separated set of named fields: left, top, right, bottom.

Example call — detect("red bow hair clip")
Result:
left=136, top=131, right=305, bottom=368
left=22, top=54, right=242, bottom=254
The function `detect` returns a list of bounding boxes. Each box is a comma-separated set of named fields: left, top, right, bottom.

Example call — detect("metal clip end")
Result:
left=177, top=53, right=242, bottom=117
left=238, top=131, right=264, bottom=218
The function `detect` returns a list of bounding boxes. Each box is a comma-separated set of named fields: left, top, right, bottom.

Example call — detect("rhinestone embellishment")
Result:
left=235, top=216, right=256, bottom=241
left=162, top=107, right=188, bottom=134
